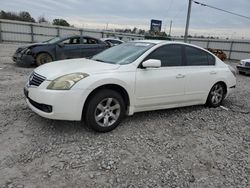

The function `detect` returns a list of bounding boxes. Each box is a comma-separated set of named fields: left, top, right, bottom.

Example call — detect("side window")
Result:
left=185, top=46, right=215, bottom=66
left=145, top=44, right=182, bottom=67
left=88, top=38, right=98, bottom=44
left=62, top=37, right=80, bottom=45
left=208, top=53, right=215, bottom=65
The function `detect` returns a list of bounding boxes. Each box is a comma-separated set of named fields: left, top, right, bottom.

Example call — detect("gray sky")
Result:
left=1, top=0, right=250, bottom=39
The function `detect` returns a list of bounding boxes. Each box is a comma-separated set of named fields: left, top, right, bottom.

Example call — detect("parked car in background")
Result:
left=237, top=59, right=250, bottom=74
left=24, top=40, right=236, bottom=132
left=13, top=35, right=109, bottom=66
left=207, top=48, right=227, bottom=61
left=101, top=38, right=124, bottom=47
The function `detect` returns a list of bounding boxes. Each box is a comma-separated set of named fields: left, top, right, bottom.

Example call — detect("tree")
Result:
left=0, top=10, right=35, bottom=22
left=38, top=16, right=48, bottom=23
left=52, top=19, right=70, bottom=27
left=19, top=11, right=35, bottom=22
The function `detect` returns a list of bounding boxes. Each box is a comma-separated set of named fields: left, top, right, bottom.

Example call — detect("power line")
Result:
left=193, top=0, right=250, bottom=20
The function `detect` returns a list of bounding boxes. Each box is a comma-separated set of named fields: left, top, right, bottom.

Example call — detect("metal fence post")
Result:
left=229, top=41, right=234, bottom=60
left=30, top=24, right=34, bottom=43
left=80, top=29, right=83, bottom=35
left=0, top=21, right=2, bottom=43
left=57, top=27, right=60, bottom=37
left=206, top=40, right=210, bottom=48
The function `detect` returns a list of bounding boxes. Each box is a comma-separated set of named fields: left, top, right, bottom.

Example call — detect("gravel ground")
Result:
left=0, top=43, right=249, bottom=188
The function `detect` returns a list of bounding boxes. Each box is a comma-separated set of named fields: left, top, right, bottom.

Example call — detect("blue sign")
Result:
left=150, top=19, right=162, bottom=32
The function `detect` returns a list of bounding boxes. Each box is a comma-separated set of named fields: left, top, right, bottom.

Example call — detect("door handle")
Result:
left=176, top=74, right=185, bottom=79
left=210, top=71, right=217, bottom=75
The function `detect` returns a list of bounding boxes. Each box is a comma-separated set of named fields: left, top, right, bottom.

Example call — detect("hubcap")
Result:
left=39, top=54, right=51, bottom=64
left=211, top=84, right=224, bottom=105
left=95, top=98, right=120, bottom=127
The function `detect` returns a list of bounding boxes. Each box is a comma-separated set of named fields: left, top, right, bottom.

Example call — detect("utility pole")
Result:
left=169, top=20, right=172, bottom=36
left=184, top=0, right=192, bottom=42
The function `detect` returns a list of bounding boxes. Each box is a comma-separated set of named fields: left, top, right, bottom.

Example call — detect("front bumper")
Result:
left=13, top=53, right=35, bottom=66
left=24, top=82, right=91, bottom=121
left=236, top=65, right=250, bottom=74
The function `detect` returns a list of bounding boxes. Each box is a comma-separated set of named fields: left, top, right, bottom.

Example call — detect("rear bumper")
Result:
left=236, top=65, right=250, bottom=73
left=13, top=53, right=35, bottom=66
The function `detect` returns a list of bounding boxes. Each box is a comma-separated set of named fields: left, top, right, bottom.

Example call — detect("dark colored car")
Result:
left=13, top=35, right=109, bottom=66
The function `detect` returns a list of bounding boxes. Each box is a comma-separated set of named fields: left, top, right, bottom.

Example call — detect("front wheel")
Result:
left=206, top=83, right=226, bottom=107
left=36, top=53, right=53, bottom=66
left=84, top=89, right=125, bottom=132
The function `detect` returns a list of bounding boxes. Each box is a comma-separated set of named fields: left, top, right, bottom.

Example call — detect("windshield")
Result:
left=91, top=42, right=155, bottom=65
left=44, top=37, right=62, bottom=44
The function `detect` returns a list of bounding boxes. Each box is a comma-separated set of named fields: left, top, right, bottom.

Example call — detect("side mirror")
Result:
left=57, top=42, right=65, bottom=48
left=142, top=59, right=161, bottom=68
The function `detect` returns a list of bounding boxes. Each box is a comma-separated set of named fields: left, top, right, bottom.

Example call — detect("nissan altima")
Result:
left=24, top=40, right=236, bottom=132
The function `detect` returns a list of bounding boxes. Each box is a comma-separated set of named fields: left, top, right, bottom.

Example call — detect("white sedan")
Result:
left=24, top=40, right=236, bottom=132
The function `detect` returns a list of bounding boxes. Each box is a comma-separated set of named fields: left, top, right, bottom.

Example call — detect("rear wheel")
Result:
left=36, top=53, right=53, bottom=66
left=84, top=89, right=125, bottom=132
left=206, top=83, right=225, bottom=107
left=239, top=71, right=245, bottom=75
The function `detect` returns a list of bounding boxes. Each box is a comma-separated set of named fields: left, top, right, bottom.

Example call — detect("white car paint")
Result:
left=24, top=40, right=236, bottom=121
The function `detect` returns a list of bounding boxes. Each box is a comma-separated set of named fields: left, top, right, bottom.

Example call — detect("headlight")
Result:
left=47, top=73, right=89, bottom=90
left=22, top=48, right=32, bottom=55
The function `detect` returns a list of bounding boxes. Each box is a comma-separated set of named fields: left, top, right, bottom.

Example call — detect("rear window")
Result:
left=185, top=46, right=215, bottom=66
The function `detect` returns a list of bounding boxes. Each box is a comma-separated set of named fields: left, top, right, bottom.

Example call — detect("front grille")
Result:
left=29, top=72, right=46, bottom=87
left=245, top=62, right=250, bottom=67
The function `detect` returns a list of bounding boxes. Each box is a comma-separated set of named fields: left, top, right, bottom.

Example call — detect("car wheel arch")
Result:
left=35, top=51, right=54, bottom=61
left=207, top=81, right=227, bottom=100
left=82, top=84, right=130, bottom=119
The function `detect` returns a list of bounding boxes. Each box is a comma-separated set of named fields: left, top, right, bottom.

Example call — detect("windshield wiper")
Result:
left=92, top=58, right=105, bottom=62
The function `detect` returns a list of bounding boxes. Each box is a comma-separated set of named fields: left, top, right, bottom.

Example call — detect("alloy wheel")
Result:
left=210, top=84, right=224, bottom=105
left=94, top=98, right=121, bottom=127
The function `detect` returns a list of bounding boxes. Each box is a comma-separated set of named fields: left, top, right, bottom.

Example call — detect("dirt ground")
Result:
left=0, top=43, right=249, bottom=188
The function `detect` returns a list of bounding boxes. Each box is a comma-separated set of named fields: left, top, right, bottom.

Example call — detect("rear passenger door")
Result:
left=183, top=45, right=217, bottom=102
left=81, top=37, right=106, bottom=58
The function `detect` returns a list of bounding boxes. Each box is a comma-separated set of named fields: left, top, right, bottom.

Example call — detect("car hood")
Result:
left=242, top=59, right=250, bottom=62
left=34, top=58, right=120, bottom=80
left=18, top=43, right=49, bottom=50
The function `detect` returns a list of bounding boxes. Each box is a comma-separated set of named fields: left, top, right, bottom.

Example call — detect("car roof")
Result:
left=60, top=35, right=100, bottom=40
left=131, top=40, right=217, bottom=57
left=101, top=38, right=124, bottom=42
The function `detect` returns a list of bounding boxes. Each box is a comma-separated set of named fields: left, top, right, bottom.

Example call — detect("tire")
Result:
left=206, top=83, right=226, bottom=107
left=239, top=71, right=245, bottom=75
left=36, top=53, right=53, bottom=66
left=84, top=89, right=126, bottom=132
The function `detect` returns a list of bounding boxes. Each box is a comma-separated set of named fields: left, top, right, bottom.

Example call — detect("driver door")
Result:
left=56, top=36, right=82, bottom=60
left=135, top=44, right=186, bottom=110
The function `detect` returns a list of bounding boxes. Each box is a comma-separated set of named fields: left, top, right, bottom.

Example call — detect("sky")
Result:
left=1, top=0, right=250, bottom=39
